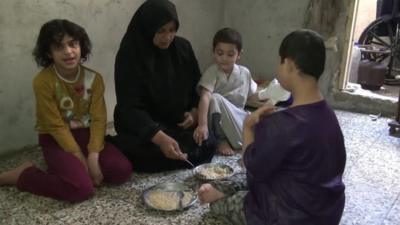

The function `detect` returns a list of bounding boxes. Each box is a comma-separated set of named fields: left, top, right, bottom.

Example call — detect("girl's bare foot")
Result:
left=198, top=183, right=225, bottom=204
left=217, top=140, right=234, bottom=156
left=0, top=161, right=35, bottom=186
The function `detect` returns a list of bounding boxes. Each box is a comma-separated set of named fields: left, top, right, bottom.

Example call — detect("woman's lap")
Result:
left=108, top=127, right=216, bottom=172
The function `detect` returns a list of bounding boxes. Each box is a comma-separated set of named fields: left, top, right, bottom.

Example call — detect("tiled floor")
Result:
left=0, top=110, right=399, bottom=225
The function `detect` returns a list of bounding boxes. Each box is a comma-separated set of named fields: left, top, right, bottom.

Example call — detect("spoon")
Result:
left=177, top=191, right=184, bottom=210
left=183, top=158, right=195, bottom=168
left=179, top=153, right=195, bottom=168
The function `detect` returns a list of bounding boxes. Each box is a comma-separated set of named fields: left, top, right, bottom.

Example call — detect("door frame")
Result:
left=339, top=0, right=360, bottom=90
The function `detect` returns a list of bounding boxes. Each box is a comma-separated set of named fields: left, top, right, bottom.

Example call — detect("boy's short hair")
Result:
left=213, top=27, right=242, bottom=52
left=33, top=19, right=91, bottom=67
left=279, top=29, right=325, bottom=80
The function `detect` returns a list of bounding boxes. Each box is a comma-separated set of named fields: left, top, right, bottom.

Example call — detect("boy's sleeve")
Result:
left=33, top=77, right=81, bottom=153
left=87, top=74, right=107, bottom=153
left=248, top=69, right=258, bottom=96
left=243, top=115, right=290, bottom=181
left=197, top=65, right=217, bottom=94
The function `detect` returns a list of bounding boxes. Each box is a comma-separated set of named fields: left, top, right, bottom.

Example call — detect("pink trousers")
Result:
left=16, top=128, right=132, bottom=202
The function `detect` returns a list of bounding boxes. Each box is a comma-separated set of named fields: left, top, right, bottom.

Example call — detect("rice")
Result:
left=198, top=166, right=231, bottom=179
left=146, top=190, right=193, bottom=210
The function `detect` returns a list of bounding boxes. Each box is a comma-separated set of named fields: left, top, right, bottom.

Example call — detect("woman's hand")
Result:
left=152, top=130, right=186, bottom=160
left=193, top=125, right=208, bottom=146
left=244, top=105, right=276, bottom=129
left=177, top=111, right=194, bottom=129
left=87, top=152, right=104, bottom=186
left=72, top=151, right=89, bottom=173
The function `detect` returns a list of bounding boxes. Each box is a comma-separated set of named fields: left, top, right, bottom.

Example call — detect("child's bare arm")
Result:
left=193, top=88, right=212, bottom=145
left=198, top=88, right=211, bottom=127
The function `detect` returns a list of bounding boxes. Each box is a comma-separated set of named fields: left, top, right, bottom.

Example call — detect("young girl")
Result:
left=198, top=30, right=346, bottom=225
left=193, top=28, right=258, bottom=156
left=0, top=19, right=132, bottom=202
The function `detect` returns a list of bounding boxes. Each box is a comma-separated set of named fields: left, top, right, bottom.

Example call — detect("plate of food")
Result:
left=194, top=163, right=234, bottom=181
left=142, top=182, right=197, bottom=211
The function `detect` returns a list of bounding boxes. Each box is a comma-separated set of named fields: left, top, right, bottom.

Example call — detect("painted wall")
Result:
left=0, top=0, right=223, bottom=156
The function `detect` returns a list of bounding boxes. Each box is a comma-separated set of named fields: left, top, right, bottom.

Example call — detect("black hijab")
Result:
left=114, top=0, right=201, bottom=141
left=127, top=0, right=179, bottom=40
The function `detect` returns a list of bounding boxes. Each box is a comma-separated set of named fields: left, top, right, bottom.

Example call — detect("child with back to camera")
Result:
left=193, top=27, right=258, bottom=156
left=197, top=29, right=346, bottom=225
left=0, top=19, right=132, bottom=202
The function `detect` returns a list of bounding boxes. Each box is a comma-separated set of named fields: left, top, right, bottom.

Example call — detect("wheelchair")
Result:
left=357, top=0, right=400, bottom=136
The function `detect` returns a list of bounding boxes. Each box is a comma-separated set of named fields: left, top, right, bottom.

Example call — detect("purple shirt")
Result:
left=243, top=100, right=346, bottom=225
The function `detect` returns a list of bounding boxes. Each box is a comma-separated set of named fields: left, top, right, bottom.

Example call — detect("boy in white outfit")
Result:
left=193, top=28, right=258, bottom=155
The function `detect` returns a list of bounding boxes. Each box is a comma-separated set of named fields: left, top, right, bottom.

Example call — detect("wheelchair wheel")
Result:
left=358, top=13, right=400, bottom=82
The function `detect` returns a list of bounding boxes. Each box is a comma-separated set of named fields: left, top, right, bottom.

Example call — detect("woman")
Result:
left=108, top=0, right=215, bottom=172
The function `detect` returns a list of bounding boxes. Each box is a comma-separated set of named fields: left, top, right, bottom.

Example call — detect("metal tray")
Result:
left=193, top=163, right=234, bottom=181
left=142, top=182, right=197, bottom=211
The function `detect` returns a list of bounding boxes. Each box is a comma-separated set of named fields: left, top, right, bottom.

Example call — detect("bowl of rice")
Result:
left=194, top=163, right=234, bottom=181
left=142, top=182, right=197, bottom=211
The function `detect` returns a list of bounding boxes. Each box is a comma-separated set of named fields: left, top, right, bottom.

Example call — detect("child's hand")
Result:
left=177, top=112, right=194, bottom=129
left=244, top=105, right=276, bottom=128
left=87, top=152, right=103, bottom=186
left=69, top=119, right=83, bottom=129
left=71, top=151, right=89, bottom=173
left=193, top=125, right=208, bottom=146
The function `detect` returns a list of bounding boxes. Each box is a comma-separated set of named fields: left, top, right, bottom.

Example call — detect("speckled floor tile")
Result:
left=382, top=194, right=400, bottom=225
left=0, top=205, right=59, bottom=225
left=342, top=172, right=398, bottom=225
left=337, top=111, right=400, bottom=225
left=336, top=111, right=392, bottom=176
left=50, top=195, right=223, bottom=225
left=1, top=110, right=400, bottom=225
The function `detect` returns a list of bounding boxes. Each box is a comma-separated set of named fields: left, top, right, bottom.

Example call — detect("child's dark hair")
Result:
left=213, top=27, right=242, bottom=52
left=279, top=29, right=325, bottom=80
left=33, top=19, right=91, bottom=67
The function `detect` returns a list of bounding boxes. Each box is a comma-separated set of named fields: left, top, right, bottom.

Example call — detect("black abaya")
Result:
left=109, top=0, right=215, bottom=172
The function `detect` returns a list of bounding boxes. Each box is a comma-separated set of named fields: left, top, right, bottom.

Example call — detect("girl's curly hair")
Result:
left=33, top=19, right=91, bottom=67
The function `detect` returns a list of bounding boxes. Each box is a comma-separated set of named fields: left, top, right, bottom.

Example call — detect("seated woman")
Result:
left=108, top=0, right=215, bottom=172
left=198, top=30, right=346, bottom=225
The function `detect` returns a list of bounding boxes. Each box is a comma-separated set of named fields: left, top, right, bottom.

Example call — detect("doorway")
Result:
left=342, top=0, right=400, bottom=100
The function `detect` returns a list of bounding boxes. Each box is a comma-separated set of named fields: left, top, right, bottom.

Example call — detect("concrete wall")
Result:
left=223, top=0, right=345, bottom=99
left=326, top=0, right=398, bottom=117
left=224, top=0, right=398, bottom=117
left=0, top=0, right=223, bottom=156
left=0, top=0, right=396, bottom=156
left=223, top=0, right=310, bottom=80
